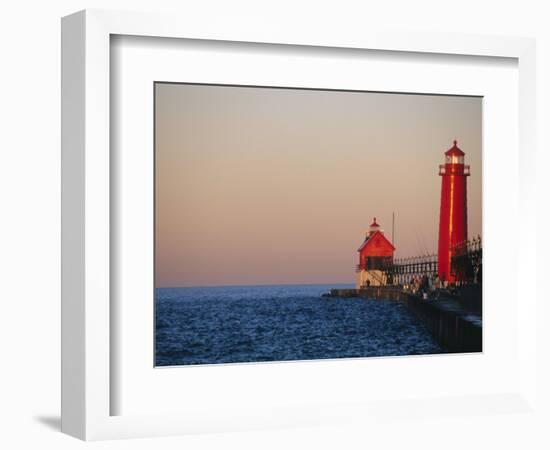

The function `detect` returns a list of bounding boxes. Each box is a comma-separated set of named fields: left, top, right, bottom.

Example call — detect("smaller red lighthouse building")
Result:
left=356, top=218, right=395, bottom=288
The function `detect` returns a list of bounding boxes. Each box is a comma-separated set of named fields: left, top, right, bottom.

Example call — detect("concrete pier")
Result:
left=323, top=286, right=482, bottom=353
left=402, top=291, right=482, bottom=353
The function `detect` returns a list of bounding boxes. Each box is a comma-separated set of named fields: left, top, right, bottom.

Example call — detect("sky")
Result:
left=155, top=83, right=482, bottom=287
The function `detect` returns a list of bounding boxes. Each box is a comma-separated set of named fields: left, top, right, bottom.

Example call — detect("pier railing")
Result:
left=450, top=235, right=482, bottom=284
left=383, top=254, right=438, bottom=286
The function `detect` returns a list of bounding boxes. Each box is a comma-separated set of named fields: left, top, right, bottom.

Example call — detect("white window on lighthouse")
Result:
left=445, top=154, right=464, bottom=165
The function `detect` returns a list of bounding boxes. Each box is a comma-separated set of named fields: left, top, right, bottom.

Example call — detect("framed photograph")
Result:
left=61, top=9, right=537, bottom=440
left=153, top=83, right=482, bottom=368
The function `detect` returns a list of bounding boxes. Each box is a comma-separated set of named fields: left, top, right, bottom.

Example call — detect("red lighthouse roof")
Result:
left=357, top=230, right=396, bottom=253
left=359, top=217, right=395, bottom=253
left=445, top=140, right=465, bottom=156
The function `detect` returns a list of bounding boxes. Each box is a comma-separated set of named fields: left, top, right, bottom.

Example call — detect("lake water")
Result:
left=155, top=284, right=443, bottom=366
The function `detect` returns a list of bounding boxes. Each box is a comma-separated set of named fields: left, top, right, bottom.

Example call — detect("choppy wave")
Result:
left=155, top=284, right=443, bottom=366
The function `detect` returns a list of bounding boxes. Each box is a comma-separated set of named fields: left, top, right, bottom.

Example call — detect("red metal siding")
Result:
left=438, top=158, right=469, bottom=282
left=358, top=232, right=394, bottom=270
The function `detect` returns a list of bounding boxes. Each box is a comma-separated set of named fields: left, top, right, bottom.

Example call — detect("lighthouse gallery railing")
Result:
left=438, top=164, right=470, bottom=176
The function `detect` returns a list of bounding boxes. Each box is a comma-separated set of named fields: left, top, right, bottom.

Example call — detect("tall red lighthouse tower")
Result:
left=438, top=140, right=470, bottom=282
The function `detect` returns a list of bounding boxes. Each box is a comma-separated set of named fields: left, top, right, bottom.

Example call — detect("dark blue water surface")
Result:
left=155, top=284, right=443, bottom=366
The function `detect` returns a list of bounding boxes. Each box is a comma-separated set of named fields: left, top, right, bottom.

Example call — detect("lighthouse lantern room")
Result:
left=356, top=218, right=395, bottom=288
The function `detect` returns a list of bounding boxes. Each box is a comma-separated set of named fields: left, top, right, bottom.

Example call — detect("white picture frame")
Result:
left=61, top=9, right=537, bottom=441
